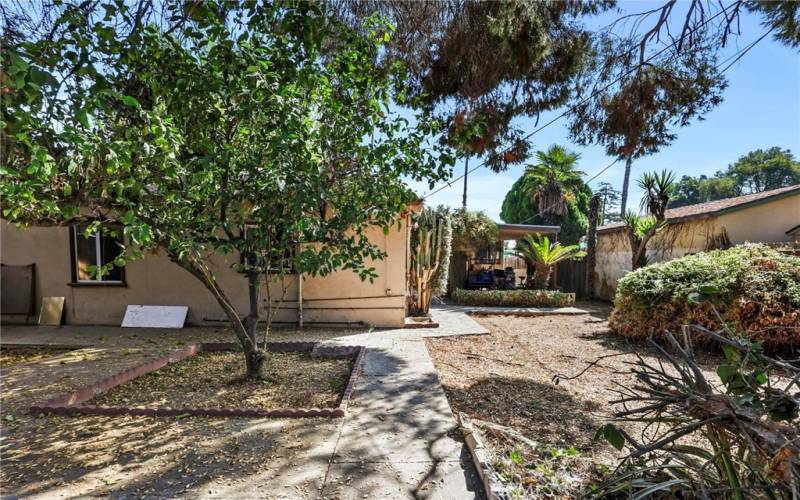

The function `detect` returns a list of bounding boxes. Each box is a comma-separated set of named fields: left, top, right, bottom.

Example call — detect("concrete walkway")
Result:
left=2, top=312, right=489, bottom=499
left=433, top=301, right=608, bottom=318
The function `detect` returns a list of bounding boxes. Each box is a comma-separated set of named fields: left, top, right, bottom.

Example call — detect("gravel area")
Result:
left=424, top=312, right=723, bottom=497
left=89, top=351, right=353, bottom=409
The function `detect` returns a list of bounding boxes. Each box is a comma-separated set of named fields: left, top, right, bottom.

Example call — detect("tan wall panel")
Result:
left=1, top=217, right=409, bottom=328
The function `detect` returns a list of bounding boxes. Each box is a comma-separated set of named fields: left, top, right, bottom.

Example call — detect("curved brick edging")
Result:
left=30, top=342, right=365, bottom=419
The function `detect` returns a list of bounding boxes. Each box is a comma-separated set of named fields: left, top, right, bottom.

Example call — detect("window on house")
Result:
left=71, top=224, right=124, bottom=283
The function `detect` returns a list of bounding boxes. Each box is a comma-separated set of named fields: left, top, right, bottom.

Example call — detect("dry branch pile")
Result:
left=590, top=326, right=799, bottom=498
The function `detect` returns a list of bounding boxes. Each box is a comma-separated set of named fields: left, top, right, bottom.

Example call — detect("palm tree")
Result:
left=524, top=145, right=585, bottom=224
left=516, top=234, right=586, bottom=289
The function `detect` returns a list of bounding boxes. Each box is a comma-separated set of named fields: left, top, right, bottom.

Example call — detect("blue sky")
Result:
left=406, top=2, right=800, bottom=221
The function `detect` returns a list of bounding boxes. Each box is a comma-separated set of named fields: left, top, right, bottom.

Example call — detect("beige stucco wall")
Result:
left=716, top=194, right=799, bottom=244
left=594, top=192, right=800, bottom=300
left=1, top=218, right=409, bottom=328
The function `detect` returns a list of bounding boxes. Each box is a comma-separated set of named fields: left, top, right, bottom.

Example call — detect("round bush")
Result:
left=609, top=244, right=800, bottom=350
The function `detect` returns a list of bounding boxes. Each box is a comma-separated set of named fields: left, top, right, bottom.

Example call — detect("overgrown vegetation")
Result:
left=610, top=244, right=800, bottom=350
left=451, top=289, right=574, bottom=308
left=591, top=313, right=799, bottom=498
left=449, top=209, right=498, bottom=252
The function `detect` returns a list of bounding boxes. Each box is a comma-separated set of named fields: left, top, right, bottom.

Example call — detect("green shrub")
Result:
left=609, top=244, right=800, bottom=349
left=451, top=288, right=575, bottom=307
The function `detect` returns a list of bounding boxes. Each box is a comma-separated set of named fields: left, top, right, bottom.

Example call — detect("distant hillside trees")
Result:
left=670, top=147, right=800, bottom=208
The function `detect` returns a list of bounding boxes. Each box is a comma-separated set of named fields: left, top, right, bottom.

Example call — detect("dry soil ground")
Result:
left=0, top=326, right=367, bottom=498
left=424, top=310, right=723, bottom=497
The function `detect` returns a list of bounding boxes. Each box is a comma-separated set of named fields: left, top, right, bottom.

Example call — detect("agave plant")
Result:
left=516, top=235, right=586, bottom=289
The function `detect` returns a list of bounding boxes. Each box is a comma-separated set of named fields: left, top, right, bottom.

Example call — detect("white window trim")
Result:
left=74, top=227, right=123, bottom=283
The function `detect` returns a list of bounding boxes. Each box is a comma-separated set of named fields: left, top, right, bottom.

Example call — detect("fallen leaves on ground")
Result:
left=89, top=351, right=353, bottom=409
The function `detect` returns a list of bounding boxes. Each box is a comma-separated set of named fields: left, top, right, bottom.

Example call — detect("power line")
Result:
left=421, top=2, right=737, bottom=201
left=512, top=29, right=773, bottom=227
left=517, top=29, right=772, bottom=224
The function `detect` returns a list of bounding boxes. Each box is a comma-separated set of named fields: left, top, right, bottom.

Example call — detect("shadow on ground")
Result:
left=1, top=325, right=484, bottom=499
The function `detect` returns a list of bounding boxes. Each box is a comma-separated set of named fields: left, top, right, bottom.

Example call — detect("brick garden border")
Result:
left=29, top=342, right=366, bottom=418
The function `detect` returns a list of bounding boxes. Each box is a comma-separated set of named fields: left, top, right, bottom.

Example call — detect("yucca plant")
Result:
left=516, top=235, right=586, bottom=289
left=623, top=169, right=676, bottom=269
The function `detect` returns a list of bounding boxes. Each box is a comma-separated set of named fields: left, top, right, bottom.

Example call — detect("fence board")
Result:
left=555, top=260, right=588, bottom=298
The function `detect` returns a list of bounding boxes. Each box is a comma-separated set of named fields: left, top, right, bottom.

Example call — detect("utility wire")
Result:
left=421, top=3, right=738, bottom=201
left=512, top=29, right=773, bottom=227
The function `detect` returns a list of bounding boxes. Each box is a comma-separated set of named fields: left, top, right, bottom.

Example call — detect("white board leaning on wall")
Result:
left=121, top=305, right=189, bottom=328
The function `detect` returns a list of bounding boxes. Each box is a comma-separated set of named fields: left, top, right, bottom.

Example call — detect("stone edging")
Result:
left=29, top=341, right=366, bottom=419
left=458, top=412, right=512, bottom=500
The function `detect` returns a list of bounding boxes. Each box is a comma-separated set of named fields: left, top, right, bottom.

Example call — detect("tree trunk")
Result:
left=631, top=224, right=660, bottom=270
left=533, top=263, right=551, bottom=289
left=243, top=269, right=268, bottom=380
left=620, top=155, right=633, bottom=215
left=462, top=154, right=470, bottom=209
left=586, top=194, right=600, bottom=298
left=171, top=253, right=269, bottom=380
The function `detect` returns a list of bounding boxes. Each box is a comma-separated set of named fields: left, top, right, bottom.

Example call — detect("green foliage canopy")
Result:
left=670, top=147, right=800, bottom=208
left=0, top=2, right=453, bottom=376
left=449, top=208, right=498, bottom=252
left=500, top=145, right=591, bottom=245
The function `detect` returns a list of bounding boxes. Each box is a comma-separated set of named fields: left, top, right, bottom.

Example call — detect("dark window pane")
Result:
left=101, top=233, right=123, bottom=281
left=74, top=225, right=98, bottom=281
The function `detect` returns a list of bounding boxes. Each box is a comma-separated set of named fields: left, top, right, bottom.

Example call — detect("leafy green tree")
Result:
left=1, top=2, right=451, bottom=378
left=516, top=235, right=586, bottom=289
left=669, top=147, right=800, bottom=208
left=596, top=181, right=621, bottom=225
left=728, top=147, right=800, bottom=194
left=500, top=145, right=591, bottom=245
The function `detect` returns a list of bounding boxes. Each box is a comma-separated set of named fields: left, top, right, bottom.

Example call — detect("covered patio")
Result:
left=455, top=223, right=561, bottom=291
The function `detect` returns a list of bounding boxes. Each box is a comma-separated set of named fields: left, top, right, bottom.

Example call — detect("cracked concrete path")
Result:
left=319, top=313, right=487, bottom=499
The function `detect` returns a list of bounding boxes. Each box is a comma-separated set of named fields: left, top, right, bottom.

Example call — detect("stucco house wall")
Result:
left=0, top=218, right=410, bottom=328
left=594, top=191, right=800, bottom=300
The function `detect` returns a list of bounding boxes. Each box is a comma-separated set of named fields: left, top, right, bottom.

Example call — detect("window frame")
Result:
left=68, top=224, right=126, bottom=286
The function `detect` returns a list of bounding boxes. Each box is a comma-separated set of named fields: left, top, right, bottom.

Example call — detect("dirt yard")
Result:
left=90, top=351, right=353, bottom=409
left=0, top=325, right=367, bottom=498
left=424, top=310, right=722, bottom=497
left=1, top=346, right=78, bottom=367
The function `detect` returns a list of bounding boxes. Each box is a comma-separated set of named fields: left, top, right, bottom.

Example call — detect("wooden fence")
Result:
left=555, top=259, right=588, bottom=298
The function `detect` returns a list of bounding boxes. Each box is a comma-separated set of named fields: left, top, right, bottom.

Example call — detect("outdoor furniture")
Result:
left=467, top=269, right=494, bottom=289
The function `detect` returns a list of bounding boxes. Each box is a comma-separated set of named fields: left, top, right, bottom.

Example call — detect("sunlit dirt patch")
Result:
left=88, top=351, right=354, bottom=410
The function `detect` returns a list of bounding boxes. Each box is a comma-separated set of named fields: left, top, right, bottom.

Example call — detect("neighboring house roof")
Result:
left=598, top=184, right=800, bottom=234
left=497, top=223, right=560, bottom=241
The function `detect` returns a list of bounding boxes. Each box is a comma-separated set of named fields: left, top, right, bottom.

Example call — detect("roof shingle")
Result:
left=598, top=184, right=800, bottom=233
